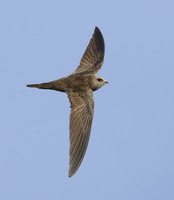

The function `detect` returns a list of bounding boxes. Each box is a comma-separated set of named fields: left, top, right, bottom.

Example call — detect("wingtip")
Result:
left=68, top=163, right=80, bottom=178
left=94, top=26, right=101, bottom=34
left=94, top=26, right=105, bottom=55
left=68, top=169, right=74, bottom=178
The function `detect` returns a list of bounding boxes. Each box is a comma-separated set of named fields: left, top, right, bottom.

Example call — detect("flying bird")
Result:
left=27, top=27, right=108, bottom=177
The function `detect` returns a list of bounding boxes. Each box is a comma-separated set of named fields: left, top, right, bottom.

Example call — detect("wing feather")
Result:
left=72, top=27, right=105, bottom=75
left=67, top=90, right=94, bottom=177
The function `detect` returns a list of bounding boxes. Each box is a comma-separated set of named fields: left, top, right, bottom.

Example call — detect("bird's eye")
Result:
left=97, top=78, right=103, bottom=82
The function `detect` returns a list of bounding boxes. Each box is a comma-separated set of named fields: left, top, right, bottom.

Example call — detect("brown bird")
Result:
left=27, top=27, right=108, bottom=177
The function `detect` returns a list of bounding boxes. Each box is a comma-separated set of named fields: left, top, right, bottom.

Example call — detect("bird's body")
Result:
left=27, top=74, right=106, bottom=92
left=27, top=27, right=108, bottom=177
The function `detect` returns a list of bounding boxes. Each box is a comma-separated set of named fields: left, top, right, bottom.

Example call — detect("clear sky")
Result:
left=0, top=0, right=174, bottom=199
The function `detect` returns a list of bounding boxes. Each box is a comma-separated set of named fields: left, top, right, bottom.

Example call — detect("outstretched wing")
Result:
left=67, top=89, right=94, bottom=177
left=72, top=27, right=105, bottom=75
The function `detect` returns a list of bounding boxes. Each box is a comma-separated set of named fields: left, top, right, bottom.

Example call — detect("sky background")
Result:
left=0, top=0, right=174, bottom=199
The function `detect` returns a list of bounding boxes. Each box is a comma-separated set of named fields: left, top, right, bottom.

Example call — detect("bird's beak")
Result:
left=105, top=81, right=108, bottom=84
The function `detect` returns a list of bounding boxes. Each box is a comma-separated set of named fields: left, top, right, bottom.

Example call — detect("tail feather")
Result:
left=26, top=82, right=57, bottom=90
left=27, top=84, right=40, bottom=88
left=27, top=79, right=65, bottom=92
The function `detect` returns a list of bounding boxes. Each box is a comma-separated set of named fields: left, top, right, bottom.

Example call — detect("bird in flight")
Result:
left=27, top=27, right=108, bottom=177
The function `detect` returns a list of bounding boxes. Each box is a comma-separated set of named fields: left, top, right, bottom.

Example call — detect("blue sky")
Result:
left=0, top=0, right=174, bottom=199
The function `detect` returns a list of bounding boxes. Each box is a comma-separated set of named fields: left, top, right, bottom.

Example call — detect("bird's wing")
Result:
left=72, top=27, right=105, bottom=75
left=67, top=89, right=94, bottom=177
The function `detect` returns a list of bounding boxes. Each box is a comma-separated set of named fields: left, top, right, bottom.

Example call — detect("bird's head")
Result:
left=91, top=76, right=108, bottom=91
